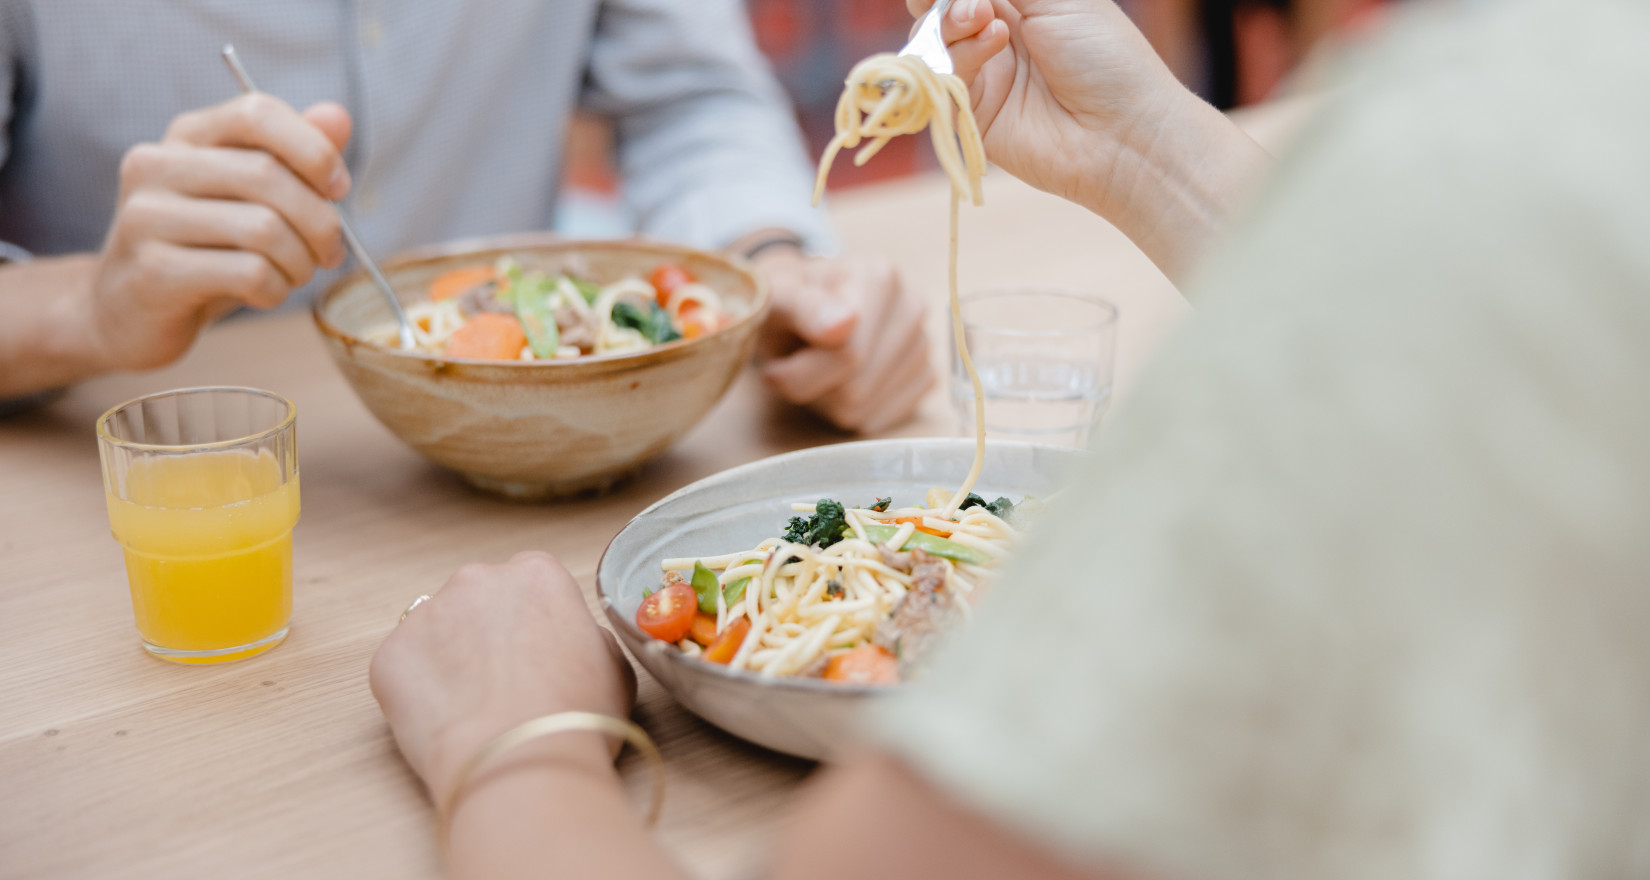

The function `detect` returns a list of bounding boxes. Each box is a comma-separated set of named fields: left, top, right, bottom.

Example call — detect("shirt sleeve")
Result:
left=579, top=0, right=837, bottom=254
left=867, top=3, right=1650, bottom=879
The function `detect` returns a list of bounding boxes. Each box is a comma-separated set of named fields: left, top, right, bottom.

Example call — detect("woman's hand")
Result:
left=914, top=0, right=1272, bottom=279
left=753, top=249, right=934, bottom=434
left=89, top=94, right=353, bottom=371
left=369, top=552, right=637, bottom=802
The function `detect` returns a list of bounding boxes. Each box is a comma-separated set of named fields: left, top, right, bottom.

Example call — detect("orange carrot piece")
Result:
left=890, top=516, right=950, bottom=537
left=688, top=612, right=719, bottom=647
left=444, top=313, right=526, bottom=360
left=702, top=617, right=751, bottom=664
left=429, top=265, right=497, bottom=301
left=822, top=645, right=899, bottom=685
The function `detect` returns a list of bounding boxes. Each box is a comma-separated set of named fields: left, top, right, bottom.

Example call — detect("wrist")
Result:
left=1090, top=86, right=1272, bottom=281
left=426, top=716, right=616, bottom=810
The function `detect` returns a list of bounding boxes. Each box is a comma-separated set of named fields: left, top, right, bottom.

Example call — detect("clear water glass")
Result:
left=950, top=290, right=1117, bottom=448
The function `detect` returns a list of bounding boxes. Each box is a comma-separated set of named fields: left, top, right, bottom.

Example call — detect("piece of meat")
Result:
left=872, top=550, right=960, bottom=671
left=615, top=290, right=652, bottom=312
left=554, top=303, right=598, bottom=353
left=878, top=545, right=914, bottom=573
left=458, top=282, right=513, bottom=317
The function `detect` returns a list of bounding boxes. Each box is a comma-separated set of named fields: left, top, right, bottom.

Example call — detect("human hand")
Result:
left=909, top=0, right=1190, bottom=217
left=914, top=0, right=1271, bottom=279
left=368, top=552, right=637, bottom=801
left=88, top=94, right=353, bottom=371
left=754, top=249, right=935, bottom=433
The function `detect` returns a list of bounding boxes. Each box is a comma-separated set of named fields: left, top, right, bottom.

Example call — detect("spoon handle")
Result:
left=220, top=44, right=417, bottom=349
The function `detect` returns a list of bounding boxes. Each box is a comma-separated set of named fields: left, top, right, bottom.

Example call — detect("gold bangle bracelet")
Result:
left=439, top=711, right=665, bottom=827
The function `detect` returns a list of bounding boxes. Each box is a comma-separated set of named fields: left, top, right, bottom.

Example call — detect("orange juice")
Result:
left=105, top=450, right=300, bottom=663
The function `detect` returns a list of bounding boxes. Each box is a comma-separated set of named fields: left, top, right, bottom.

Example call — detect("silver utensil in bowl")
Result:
left=219, top=44, right=417, bottom=351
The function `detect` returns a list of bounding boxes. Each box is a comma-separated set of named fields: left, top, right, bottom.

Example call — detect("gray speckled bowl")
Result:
left=596, top=438, right=1085, bottom=760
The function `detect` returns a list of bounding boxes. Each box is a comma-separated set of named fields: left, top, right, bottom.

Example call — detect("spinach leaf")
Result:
left=612, top=300, right=682, bottom=345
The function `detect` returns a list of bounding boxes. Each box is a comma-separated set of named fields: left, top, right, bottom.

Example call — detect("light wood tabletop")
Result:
left=0, top=171, right=1186, bottom=880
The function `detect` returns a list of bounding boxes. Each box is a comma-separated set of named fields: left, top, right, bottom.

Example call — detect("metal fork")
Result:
left=899, top=0, right=956, bottom=76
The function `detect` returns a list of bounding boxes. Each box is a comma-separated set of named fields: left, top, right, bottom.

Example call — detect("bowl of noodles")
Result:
left=596, top=437, right=1082, bottom=760
left=313, top=234, right=768, bottom=499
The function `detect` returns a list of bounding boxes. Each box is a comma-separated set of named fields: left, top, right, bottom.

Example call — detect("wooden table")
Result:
left=0, top=172, right=1186, bottom=879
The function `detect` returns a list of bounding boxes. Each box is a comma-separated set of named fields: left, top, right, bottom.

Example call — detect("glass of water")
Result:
left=950, top=290, right=1118, bottom=448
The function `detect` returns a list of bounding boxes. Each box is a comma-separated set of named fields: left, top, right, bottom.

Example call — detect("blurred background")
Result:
left=556, top=0, right=1393, bottom=236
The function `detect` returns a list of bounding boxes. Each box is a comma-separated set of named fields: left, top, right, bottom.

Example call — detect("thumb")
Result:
left=302, top=101, right=354, bottom=154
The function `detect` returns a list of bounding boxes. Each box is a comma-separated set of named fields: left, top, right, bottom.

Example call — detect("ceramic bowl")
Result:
left=313, top=235, right=768, bottom=499
left=596, top=437, right=1086, bottom=760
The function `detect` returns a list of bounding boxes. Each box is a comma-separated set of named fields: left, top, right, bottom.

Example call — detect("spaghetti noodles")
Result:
left=636, top=50, right=1002, bottom=684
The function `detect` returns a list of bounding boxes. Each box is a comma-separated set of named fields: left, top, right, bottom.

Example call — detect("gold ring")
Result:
left=399, top=594, right=434, bottom=624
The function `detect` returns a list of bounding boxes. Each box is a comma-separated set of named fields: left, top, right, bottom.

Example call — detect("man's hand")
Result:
left=753, top=248, right=935, bottom=433
left=89, top=94, right=353, bottom=371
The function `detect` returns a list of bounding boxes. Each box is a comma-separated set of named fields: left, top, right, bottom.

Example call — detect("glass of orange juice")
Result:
left=97, top=387, right=300, bottom=664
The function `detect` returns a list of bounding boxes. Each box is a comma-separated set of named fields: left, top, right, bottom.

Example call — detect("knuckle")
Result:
left=244, top=207, right=286, bottom=251
left=451, top=562, right=492, bottom=585
left=248, top=151, right=285, bottom=189
left=131, top=241, right=169, bottom=287
left=119, top=143, right=165, bottom=182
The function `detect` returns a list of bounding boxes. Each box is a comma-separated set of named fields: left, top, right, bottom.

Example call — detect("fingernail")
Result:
left=953, top=0, right=980, bottom=24
left=328, top=166, right=351, bottom=200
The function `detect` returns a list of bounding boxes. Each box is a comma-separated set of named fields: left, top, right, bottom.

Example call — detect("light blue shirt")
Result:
left=0, top=0, right=834, bottom=298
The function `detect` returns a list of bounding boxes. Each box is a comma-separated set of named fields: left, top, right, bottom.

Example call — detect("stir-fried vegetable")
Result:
left=959, top=493, right=1016, bottom=519
left=783, top=499, right=850, bottom=548
left=512, top=274, right=560, bottom=358
left=636, top=582, right=696, bottom=642
left=649, top=264, right=694, bottom=306
left=612, top=300, right=682, bottom=346
left=860, top=522, right=989, bottom=566
left=444, top=312, right=526, bottom=360
left=702, top=617, right=750, bottom=664
left=822, top=645, right=899, bottom=684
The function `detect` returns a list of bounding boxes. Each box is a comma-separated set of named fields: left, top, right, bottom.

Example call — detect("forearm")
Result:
left=443, top=732, right=686, bottom=880
left=1093, top=92, right=1273, bottom=285
left=0, top=254, right=107, bottom=397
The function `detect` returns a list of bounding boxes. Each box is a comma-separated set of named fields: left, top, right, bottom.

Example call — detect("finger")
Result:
left=120, top=142, right=345, bottom=268
left=129, top=239, right=291, bottom=311
left=166, top=93, right=351, bottom=200
left=859, top=345, right=939, bottom=434
left=768, top=278, right=858, bottom=349
left=809, top=288, right=928, bottom=428
left=761, top=344, right=857, bottom=406
left=940, top=0, right=996, bottom=44
left=950, top=19, right=1012, bottom=87
left=122, top=190, right=315, bottom=289
left=906, top=0, right=935, bottom=18
left=302, top=101, right=354, bottom=155
left=816, top=328, right=932, bottom=431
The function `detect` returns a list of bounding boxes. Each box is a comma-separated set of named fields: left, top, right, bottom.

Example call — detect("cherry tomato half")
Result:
left=636, top=582, right=697, bottom=643
left=649, top=263, right=694, bottom=306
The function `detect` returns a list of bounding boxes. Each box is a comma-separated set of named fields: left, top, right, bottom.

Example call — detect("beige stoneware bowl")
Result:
left=314, top=235, right=769, bottom=499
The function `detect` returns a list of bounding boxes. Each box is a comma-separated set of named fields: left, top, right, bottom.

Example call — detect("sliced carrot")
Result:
left=702, top=616, right=750, bottom=664
left=687, top=612, right=719, bottom=647
left=444, top=313, right=526, bottom=360
left=890, top=516, right=950, bottom=538
left=822, top=645, right=899, bottom=685
left=429, top=265, right=497, bottom=301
